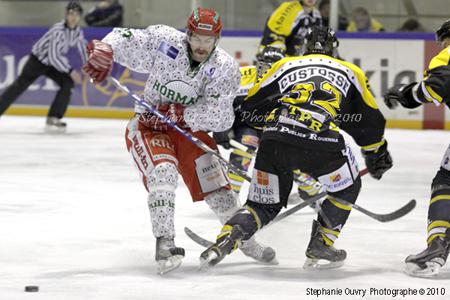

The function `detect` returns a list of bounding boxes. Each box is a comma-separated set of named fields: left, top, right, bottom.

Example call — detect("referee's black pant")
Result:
left=0, top=54, right=74, bottom=119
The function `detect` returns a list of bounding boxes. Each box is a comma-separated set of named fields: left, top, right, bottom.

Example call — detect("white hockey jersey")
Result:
left=103, top=25, right=241, bottom=132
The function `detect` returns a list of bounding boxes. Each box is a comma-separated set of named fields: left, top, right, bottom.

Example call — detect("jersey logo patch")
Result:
left=158, top=41, right=179, bottom=59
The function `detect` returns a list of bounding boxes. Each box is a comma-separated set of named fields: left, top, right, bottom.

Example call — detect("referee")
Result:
left=0, top=1, right=87, bottom=132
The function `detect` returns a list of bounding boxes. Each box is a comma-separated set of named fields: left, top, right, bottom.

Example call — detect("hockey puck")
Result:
left=24, top=286, right=39, bottom=292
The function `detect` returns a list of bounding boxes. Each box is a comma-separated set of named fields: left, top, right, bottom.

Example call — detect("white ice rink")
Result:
left=1, top=115, right=449, bottom=300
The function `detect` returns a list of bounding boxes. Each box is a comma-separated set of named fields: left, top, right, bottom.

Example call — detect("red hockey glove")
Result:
left=82, top=40, right=113, bottom=84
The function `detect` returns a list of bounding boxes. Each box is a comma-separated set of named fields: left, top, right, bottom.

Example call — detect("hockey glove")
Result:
left=361, top=141, right=393, bottom=180
left=83, top=40, right=113, bottom=84
left=213, top=130, right=233, bottom=149
left=139, top=103, right=186, bottom=131
left=383, top=83, right=421, bottom=109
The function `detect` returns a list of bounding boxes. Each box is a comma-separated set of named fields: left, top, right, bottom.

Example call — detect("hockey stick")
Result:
left=186, top=195, right=417, bottom=248
left=224, top=139, right=418, bottom=222
left=185, top=190, right=328, bottom=248
left=108, top=77, right=251, bottom=182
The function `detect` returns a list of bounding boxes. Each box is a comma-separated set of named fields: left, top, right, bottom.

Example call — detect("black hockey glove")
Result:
left=361, top=141, right=393, bottom=180
left=383, top=82, right=421, bottom=109
left=213, top=130, right=233, bottom=150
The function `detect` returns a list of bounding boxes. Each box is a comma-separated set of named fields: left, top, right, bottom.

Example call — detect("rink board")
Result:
left=0, top=28, right=448, bottom=129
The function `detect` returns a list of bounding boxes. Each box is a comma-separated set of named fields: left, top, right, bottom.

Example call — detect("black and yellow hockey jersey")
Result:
left=242, top=54, right=386, bottom=152
left=258, top=1, right=322, bottom=56
left=406, top=46, right=450, bottom=109
left=233, top=65, right=258, bottom=127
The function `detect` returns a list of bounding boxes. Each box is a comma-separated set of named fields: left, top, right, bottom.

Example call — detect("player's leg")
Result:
left=405, top=143, right=450, bottom=277
left=44, top=67, right=74, bottom=131
left=228, top=126, right=260, bottom=193
left=173, top=130, right=277, bottom=264
left=304, top=144, right=361, bottom=269
left=0, top=55, right=45, bottom=116
left=294, top=170, right=323, bottom=201
left=200, top=139, right=294, bottom=267
left=125, top=117, right=183, bottom=274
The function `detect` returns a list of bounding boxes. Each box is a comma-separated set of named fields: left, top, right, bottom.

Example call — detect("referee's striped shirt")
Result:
left=31, top=21, right=87, bottom=74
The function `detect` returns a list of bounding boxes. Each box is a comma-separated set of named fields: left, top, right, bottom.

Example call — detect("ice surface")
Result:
left=1, top=116, right=449, bottom=300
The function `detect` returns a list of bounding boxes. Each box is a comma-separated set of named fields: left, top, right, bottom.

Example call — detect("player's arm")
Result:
left=101, top=25, right=166, bottom=73
left=340, top=67, right=392, bottom=179
left=241, top=66, right=283, bottom=128
left=258, top=1, right=302, bottom=54
left=384, top=50, right=450, bottom=108
left=184, top=62, right=240, bottom=132
left=83, top=25, right=168, bottom=83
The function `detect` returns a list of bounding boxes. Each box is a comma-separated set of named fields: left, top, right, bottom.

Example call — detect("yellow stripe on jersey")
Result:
left=327, top=196, right=352, bottom=211
left=246, top=55, right=378, bottom=111
left=245, top=205, right=262, bottom=229
left=425, top=84, right=443, bottom=103
left=427, top=220, right=450, bottom=244
left=428, top=46, right=450, bottom=70
left=267, top=1, right=303, bottom=36
left=320, top=226, right=340, bottom=246
left=427, top=233, right=446, bottom=244
left=240, top=66, right=257, bottom=87
left=361, top=139, right=385, bottom=152
left=430, top=195, right=450, bottom=205
left=247, top=56, right=296, bottom=98
left=231, top=148, right=254, bottom=159
left=427, top=220, right=450, bottom=232
left=336, top=59, right=379, bottom=109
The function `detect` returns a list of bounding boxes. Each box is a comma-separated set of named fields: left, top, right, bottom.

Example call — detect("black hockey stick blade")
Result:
left=351, top=199, right=416, bottom=222
left=185, top=227, right=214, bottom=248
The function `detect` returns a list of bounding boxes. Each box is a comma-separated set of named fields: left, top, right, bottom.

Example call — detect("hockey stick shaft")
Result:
left=228, top=139, right=418, bottom=222
left=184, top=192, right=328, bottom=248
left=108, top=77, right=251, bottom=182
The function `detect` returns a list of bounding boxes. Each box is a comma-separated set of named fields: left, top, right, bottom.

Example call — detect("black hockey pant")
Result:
left=0, top=54, right=74, bottom=119
left=226, top=138, right=361, bottom=241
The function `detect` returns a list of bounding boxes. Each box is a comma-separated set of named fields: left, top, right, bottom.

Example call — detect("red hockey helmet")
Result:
left=187, top=7, right=222, bottom=37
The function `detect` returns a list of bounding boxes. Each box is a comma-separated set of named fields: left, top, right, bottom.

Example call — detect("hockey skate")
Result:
left=155, top=237, right=185, bottom=275
left=404, top=229, right=450, bottom=278
left=304, top=220, right=347, bottom=270
left=199, top=225, right=244, bottom=269
left=239, top=237, right=278, bottom=265
left=45, top=117, right=67, bottom=133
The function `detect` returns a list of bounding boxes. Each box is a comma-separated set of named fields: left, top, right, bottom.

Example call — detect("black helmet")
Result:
left=256, top=46, right=285, bottom=78
left=436, top=18, right=450, bottom=42
left=256, top=46, right=285, bottom=64
left=304, top=26, right=339, bottom=56
left=66, top=1, right=83, bottom=14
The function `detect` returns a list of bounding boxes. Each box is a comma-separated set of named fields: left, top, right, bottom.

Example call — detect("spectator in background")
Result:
left=397, top=18, right=427, bottom=32
left=346, top=7, right=385, bottom=32
left=85, top=0, right=123, bottom=27
left=319, top=0, right=348, bottom=31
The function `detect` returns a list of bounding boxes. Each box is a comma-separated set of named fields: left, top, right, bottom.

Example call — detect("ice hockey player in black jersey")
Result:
left=200, top=26, right=392, bottom=269
left=258, top=0, right=322, bottom=57
left=213, top=47, right=322, bottom=202
left=384, top=18, right=450, bottom=278
left=213, top=47, right=285, bottom=194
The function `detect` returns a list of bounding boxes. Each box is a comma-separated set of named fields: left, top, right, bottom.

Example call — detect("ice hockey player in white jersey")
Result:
left=82, top=7, right=277, bottom=275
